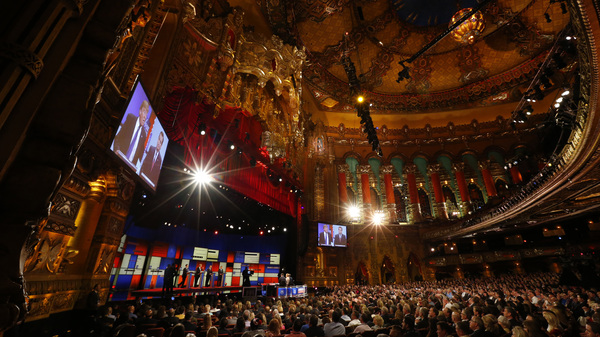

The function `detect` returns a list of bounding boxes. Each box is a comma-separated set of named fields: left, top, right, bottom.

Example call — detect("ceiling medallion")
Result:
left=449, top=8, right=485, bottom=44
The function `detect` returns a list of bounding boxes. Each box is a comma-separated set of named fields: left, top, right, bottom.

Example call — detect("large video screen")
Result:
left=317, top=223, right=347, bottom=247
left=110, top=81, right=169, bottom=191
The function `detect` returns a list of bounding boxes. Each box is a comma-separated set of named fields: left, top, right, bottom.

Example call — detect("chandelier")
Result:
left=449, top=8, right=485, bottom=44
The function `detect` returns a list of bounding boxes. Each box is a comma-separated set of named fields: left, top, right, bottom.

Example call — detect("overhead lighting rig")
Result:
left=340, top=42, right=383, bottom=157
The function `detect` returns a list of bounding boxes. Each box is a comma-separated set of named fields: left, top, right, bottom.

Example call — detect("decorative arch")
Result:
left=381, top=255, right=396, bottom=284
left=432, top=150, right=457, bottom=162
left=346, top=186, right=357, bottom=205
left=370, top=187, right=381, bottom=210
left=407, top=252, right=423, bottom=281
left=495, top=178, right=510, bottom=198
left=393, top=188, right=408, bottom=223
left=442, top=185, right=459, bottom=218
left=417, top=187, right=432, bottom=218
left=468, top=182, right=485, bottom=209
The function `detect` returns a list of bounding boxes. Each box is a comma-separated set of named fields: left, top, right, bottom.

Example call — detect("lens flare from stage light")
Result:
left=372, top=210, right=385, bottom=226
left=347, top=205, right=361, bottom=220
left=194, top=169, right=214, bottom=185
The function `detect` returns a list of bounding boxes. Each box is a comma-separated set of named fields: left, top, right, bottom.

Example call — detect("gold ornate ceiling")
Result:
left=258, top=0, right=570, bottom=115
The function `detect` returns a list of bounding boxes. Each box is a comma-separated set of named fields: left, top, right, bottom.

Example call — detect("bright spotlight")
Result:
left=561, top=90, right=570, bottom=96
left=357, top=95, right=364, bottom=103
left=347, top=205, right=361, bottom=219
left=372, top=211, right=385, bottom=225
left=194, top=170, right=214, bottom=185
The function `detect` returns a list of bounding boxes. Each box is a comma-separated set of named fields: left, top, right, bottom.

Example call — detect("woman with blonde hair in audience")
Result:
left=266, top=317, right=282, bottom=337
left=542, top=310, right=562, bottom=337
left=512, top=326, right=529, bottom=337
left=483, top=314, right=501, bottom=337
left=372, top=315, right=385, bottom=330
left=521, top=319, right=546, bottom=337
left=207, top=326, right=219, bottom=337
left=497, top=315, right=512, bottom=337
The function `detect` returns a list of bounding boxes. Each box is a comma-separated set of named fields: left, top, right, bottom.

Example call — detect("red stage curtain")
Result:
left=159, top=88, right=296, bottom=216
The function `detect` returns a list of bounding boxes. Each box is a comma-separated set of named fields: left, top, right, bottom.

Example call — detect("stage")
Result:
left=124, top=284, right=307, bottom=300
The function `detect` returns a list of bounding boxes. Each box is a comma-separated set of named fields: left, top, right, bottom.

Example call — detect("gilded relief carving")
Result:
left=51, top=193, right=81, bottom=220
left=24, top=235, right=65, bottom=274
left=94, top=246, right=116, bottom=275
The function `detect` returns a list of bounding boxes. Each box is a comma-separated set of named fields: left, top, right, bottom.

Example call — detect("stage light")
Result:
left=372, top=210, right=385, bottom=225
left=347, top=205, right=361, bottom=219
left=562, top=89, right=570, bottom=96
left=357, top=95, right=364, bottom=103
left=199, top=122, right=206, bottom=135
left=194, top=169, right=214, bottom=185
left=283, top=228, right=287, bottom=232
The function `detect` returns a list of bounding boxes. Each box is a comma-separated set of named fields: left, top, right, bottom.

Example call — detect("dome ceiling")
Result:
left=260, top=0, right=570, bottom=114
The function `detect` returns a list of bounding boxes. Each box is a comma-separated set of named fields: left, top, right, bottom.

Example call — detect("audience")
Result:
left=85, top=272, right=600, bottom=337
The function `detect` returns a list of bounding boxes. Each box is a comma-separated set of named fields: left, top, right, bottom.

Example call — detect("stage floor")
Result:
left=130, top=285, right=256, bottom=297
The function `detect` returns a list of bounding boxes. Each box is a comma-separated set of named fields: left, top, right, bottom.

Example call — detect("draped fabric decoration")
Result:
left=158, top=87, right=298, bottom=216
left=355, top=261, right=369, bottom=285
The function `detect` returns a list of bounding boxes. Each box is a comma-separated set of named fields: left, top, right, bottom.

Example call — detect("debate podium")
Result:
left=261, top=284, right=307, bottom=298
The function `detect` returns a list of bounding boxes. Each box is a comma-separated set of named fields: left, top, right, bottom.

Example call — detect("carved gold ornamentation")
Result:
left=51, top=194, right=81, bottom=220
left=94, top=246, right=116, bottom=275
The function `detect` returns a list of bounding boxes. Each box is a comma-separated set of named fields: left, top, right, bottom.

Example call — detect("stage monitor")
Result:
left=110, top=81, right=169, bottom=191
left=317, top=223, right=347, bottom=247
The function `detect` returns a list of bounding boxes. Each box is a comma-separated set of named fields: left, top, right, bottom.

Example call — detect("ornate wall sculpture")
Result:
left=164, top=7, right=244, bottom=106
left=229, top=32, right=307, bottom=169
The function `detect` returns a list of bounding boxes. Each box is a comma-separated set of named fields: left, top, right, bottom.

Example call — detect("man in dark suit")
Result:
left=113, top=100, right=149, bottom=166
left=217, top=266, right=224, bottom=286
left=318, top=224, right=333, bottom=246
left=194, top=265, right=202, bottom=287
left=205, top=266, right=213, bottom=287
left=178, top=264, right=188, bottom=288
left=140, top=131, right=164, bottom=185
left=279, top=272, right=286, bottom=286
left=334, top=226, right=346, bottom=246
left=242, top=267, right=252, bottom=286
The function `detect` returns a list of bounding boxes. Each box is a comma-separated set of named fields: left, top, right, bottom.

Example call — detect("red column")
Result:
left=481, top=168, right=497, bottom=196
left=384, top=173, right=394, bottom=204
left=510, top=166, right=522, bottom=184
left=430, top=172, right=444, bottom=203
left=455, top=170, right=470, bottom=202
left=406, top=172, right=419, bottom=204
left=338, top=172, right=348, bottom=203
left=361, top=173, right=371, bottom=205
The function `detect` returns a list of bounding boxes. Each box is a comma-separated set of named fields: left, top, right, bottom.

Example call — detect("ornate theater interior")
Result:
left=1, top=0, right=600, bottom=334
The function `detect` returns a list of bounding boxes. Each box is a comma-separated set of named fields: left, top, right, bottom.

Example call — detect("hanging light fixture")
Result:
left=449, top=8, right=486, bottom=44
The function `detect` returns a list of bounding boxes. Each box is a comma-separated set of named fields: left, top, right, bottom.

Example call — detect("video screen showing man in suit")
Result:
left=112, top=99, right=149, bottom=167
left=318, top=223, right=333, bottom=246
left=140, top=131, right=165, bottom=187
left=334, top=226, right=347, bottom=247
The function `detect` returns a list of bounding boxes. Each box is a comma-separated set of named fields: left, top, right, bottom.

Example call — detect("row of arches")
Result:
left=339, top=148, right=525, bottom=222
